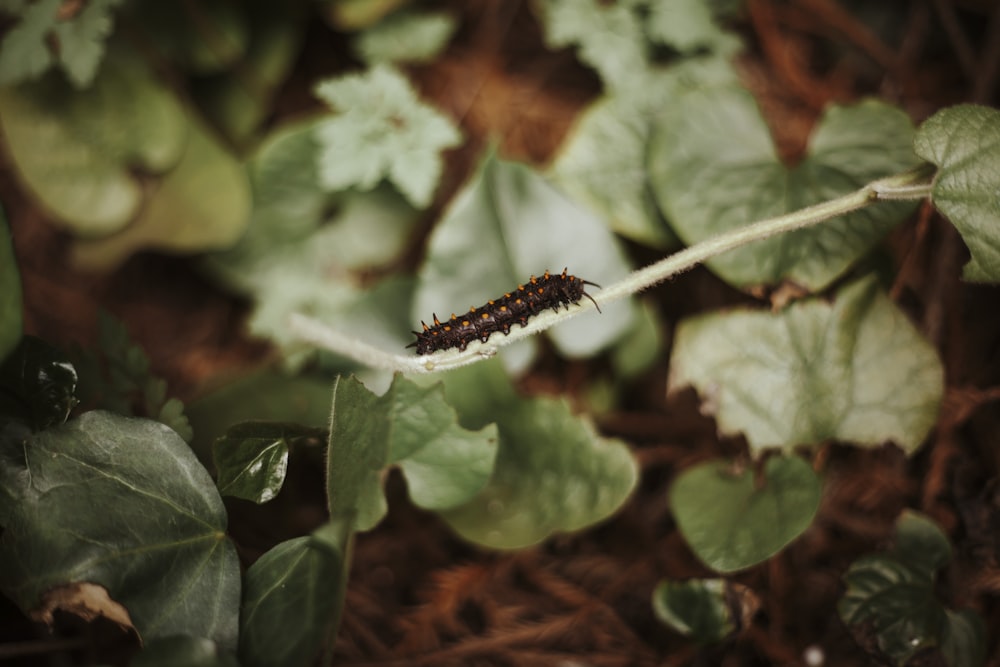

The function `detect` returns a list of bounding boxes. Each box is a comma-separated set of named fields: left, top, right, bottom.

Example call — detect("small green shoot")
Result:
left=213, top=422, right=324, bottom=504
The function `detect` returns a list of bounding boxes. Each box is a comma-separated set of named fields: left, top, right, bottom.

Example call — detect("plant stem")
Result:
left=289, top=166, right=936, bottom=374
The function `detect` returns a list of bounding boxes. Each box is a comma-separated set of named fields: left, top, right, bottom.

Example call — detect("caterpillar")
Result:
left=408, top=268, right=601, bottom=355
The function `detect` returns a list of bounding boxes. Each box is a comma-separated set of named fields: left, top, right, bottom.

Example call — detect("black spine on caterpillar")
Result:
left=407, top=268, right=601, bottom=355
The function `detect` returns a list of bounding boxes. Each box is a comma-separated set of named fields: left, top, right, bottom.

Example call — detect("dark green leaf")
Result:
left=650, top=87, right=919, bottom=291
left=652, top=578, right=735, bottom=644
left=212, top=422, right=322, bottom=504
left=0, top=336, right=77, bottom=431
left=131, top=636, right=239, bottom=667
left=431, top=360, right=639, bottom=549
left=239, top=520, right=350, bottom=667
left=668, top=277, right=943, bottom=456
left=914, top=104, right=1000, bottom=282
left=327, top=374, right=499, bottom=531
left=0, top=411, right=241, bottom=649
left=839, top=511, right=986, bottom=667
left=670, top=455, right=821, bottom=573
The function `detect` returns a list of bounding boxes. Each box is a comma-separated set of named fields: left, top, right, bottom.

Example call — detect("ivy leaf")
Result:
left=668, top=276, right=943, bottom=456
left=326, top=374, right=499, bottom=531
left=914, top=104, right=1000, bottom=283
left=354, top=10, right=457, bottom=65
left=431, top=359, right=639, bottom=549
left=415, top=151, right=636, bottom=362
left=0, top=411, right=241, bottom=649
left=72, top=116, right=251, bottom=270
left=650, top=87, right=920, bottom=291
left=0, top=55, right=187, bottom=236
left=0, top=0, right=122, bottom=88
left=0, top=206, right=21, bottom=363
left=670, top=455, right=821, bottom=573
left=239, top=520, right=350, bottom=667
left=212, top=422, right=323, bottom=504
left=313, top=65, right=462, bottom=208
left=839, top=511, right=987, bottom=666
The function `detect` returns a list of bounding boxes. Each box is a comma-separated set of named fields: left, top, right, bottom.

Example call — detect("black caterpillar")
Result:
left=408, top=269, right=601, bottom=355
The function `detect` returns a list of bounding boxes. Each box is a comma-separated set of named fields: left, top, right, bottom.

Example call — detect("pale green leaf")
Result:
left=327, top=374, right=499, bottom=531
left=646, top=0, right=735, bottom=53
left=313, top=65, right=461, bottom=207
left=415, top=151, right=635, bottom=361
left=72, top=117, right=251, bottom=269
left=325, top=0, right=408, bottom=30
left=432, top=360, right=639, bottom=549
left=355, top=10, right=457, bottom=64
left=0, top=0, right=60, bottom=85
left=549, top=95, right=675, bottom=247
left=239, top=520, right=350, bottom=667
left=0, top=57, right=187, bottom=236
left=650, top=87, right=920, bottom=290
left=668, top=277, right=943, bottom=456
left=839, top=511, right=986, bottom=667
left=51, top=0, right=123, bottom=88
left=670, top=455, right=821, bottom=573
left=0, top=411, right=241, bottom=648
left=914, top=104, right=1000, bottom=282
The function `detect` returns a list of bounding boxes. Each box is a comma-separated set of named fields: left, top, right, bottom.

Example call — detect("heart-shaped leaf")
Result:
left=649, top=86, right=920, bottom=291
left=670, top=455, right=821, bottom=573
left=668, top=276, right=943, bottom=456
left=431, top=360, right=639, bottom=549
left=0, top=411, right=241, bottom=648
left=326, top=374, right=499, bottom=531
left=239, top=520, right=350, bottom=667
left=914, top=104, right=1000, bottom=283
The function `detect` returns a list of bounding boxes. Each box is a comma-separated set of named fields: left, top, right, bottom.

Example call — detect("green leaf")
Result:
left=72, top=116, right=251, bottom=269
left=0, top=336, right=78, bottom=432
left=839, top=511, right=986, bottom=666
left=415, top=151, right=636, bottom=362
left=131, top=636, right=239, bottom=667
left=432, top=360, right=639, bottom=549
left=670, top=455, right=821, bottom=573
left=650, top=87, right=920, bottom=291
left=0, top=0, right=122, bottom=88
left=354, top=10, right=457, bottom=64
left=668, top=276, right=943, bottom=456
left=212, top=422, right=323, bottom=504
left=646, top=0, right=735, bottom=53
left=0, top=56, right=187, bottom=236
left=549, top=95, right=675, bottom=248
left=0, top=411, right=241, bottom=649
left=313, top=65, right=462, bottom=207
left=239, top=520, right=350, bottom=667
left=50, top=0, right=123, bottom=88
left=535, top=0, right=648, bottom=92
left=0, top=206, right=21, bottom=363
left=327, top=374, right=499, bottom=531
left=325, top=0, right=408, bottom=30
left=914, top=104, right=1000, bottom=282
left=651, top=578, right=735, bottom=643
